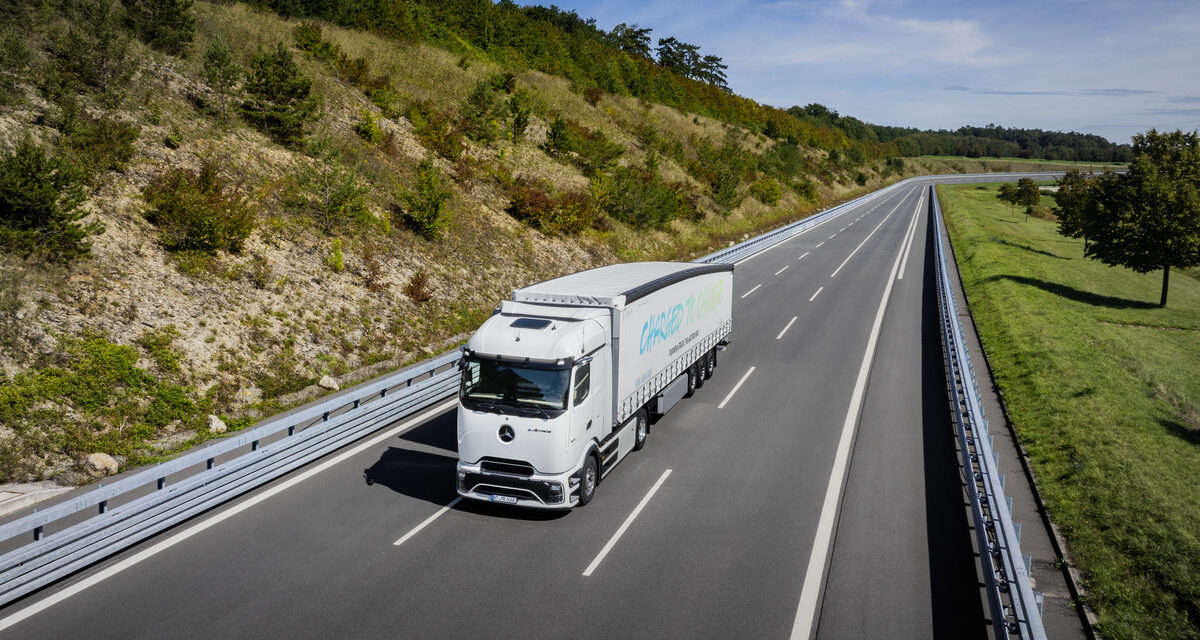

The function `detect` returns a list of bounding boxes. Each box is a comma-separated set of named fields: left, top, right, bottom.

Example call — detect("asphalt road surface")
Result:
left=0, top=174, right=1074, bottom=639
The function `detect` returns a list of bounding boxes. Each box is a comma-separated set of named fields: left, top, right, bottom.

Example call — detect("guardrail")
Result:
left=931, top=185, right=1047, bottom=640
left=0, top=173, right=1050, bottom=616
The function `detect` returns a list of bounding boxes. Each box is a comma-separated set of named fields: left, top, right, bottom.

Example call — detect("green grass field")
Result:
left=938, top=183, right=1200, bottom=639
left=913, top=156, right=1125, bottom=176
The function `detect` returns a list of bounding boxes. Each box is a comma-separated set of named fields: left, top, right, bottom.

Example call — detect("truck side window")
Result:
left=573, top=363, right=590, bottom=406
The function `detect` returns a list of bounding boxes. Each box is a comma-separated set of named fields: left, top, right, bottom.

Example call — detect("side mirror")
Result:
left=577, top=356, right=593, bottom=366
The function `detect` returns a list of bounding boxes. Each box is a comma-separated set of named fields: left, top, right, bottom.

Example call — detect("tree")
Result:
left=997, top=182, right=1018, bottom=214
left=53, top=0, right=136, bottom=105
left=1016, top=177, right=1041, bottom=221
left=240, top=43, right=321, bottom=146
left=607, top=23, right=652, bottom=58
left=202, top=35, right=242, bottom=121
left=694, top=54, right=729, bottom=90
left=0, top=138, right=101, bottom=264
left=656, top=37, right=699, bottom=77
left=1053, top=169, right=1093, bottom=251
left=122, top=0, right=195, bottom=56
left=1056, top=129, right=1200, bottom=306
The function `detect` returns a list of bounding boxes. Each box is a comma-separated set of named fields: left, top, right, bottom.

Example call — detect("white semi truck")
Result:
left=456, top=262, right=733, bottom=508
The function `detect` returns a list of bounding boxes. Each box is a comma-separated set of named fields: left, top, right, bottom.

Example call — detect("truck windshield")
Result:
left=460, top=356, right=569, bottom=412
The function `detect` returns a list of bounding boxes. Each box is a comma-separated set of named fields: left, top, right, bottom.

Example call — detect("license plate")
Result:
left=488, top=494, right=518, bottom=504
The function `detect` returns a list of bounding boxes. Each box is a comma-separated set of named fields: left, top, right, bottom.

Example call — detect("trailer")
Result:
left=456, top=262, right=733, bottom=508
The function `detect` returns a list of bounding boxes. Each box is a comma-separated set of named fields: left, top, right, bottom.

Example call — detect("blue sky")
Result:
left=547, top=0, right=1200, bottom=144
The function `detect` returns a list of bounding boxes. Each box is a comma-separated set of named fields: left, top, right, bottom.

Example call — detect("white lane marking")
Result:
left=815, top=242, right=825, bottom=248
left=582, top=469, right=672, bottom=577
left=717, top=366, right=756, bottom=409
left=741, top=284, right=762, bottom=299
left=775, top=265, right=790, bottom=276
left=809, top=287, right=824, bottom=302
left=829, top=186, right=916, bottom=279
left=828, top=233, right=837, bottom=239
left=393, top=497, right=462, bottom=546
left=776, top=316, right=798, bottom=340
left=789, top=194, right=912, bottom=640
left=798, top=252, right=810, bottom=261
left=0, top=398, right=460, bottom=633
left=839, top=227, right=846, bottom=232
left=897, top=193, right=925, bottom=280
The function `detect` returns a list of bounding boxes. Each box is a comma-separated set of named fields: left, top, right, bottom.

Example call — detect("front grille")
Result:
left=479, top=458, right=536, bottom=477
left=462, top=472, right=562, bottom=504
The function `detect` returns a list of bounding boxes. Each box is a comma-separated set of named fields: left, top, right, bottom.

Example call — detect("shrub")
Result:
left=52, top=0, right=135, bottom=104
left=395, top=159, right=453, bottom=240
left=584, top=87, right=603, bottom=107
left=404, top=269, right=432, bottom=304
left=287, top=158, right=369, bottom=234
left=795, top=179, right=817, bottom=202
left=368, top=86, right=403, bottom=119
left=0, top=28, right=31, bottom=106
left=0, top=138, right=100, bottom=264
left=505, top=181, right=599, bottom=235
left=598, top=165, right=686, bottom=230
left=248, top=254, right=271, bottom=289
left=569, top=123, right=624, bottom=176
left=60, top=115, right=140, bottom=182
left=407, top=100, right=464, bottom=159
left=336, top=55, right=371, bottom=87
left=142, top=159, right=254, bottom=254
left=324, top=238, right=344, bottom=273
left=136, top=325, right=182, bottom=374
left=488, top=72, right=516, bottom=94
left=121, top=0, right=195, bottom=56
left=164, top=125, right=182, bottom=149
left=749, top=178, right=781, bottom=205
left=854, top=171, right=867, bottom=186
left=544, top=116, right=572, bottom=155
left=240, top=42, right=321, bottom=146
left=461, top=80, right=501, bottom=145
left=354, top=109, right=383, bottom=144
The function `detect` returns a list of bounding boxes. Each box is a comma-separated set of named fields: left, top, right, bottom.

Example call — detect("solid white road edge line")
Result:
left=897, top=193, right=925, bottom=280
left=393, top=497, right=463, bottom=546
left=776, top=316, right=798, bottom=340
left=775, top=265, right=790, bottom=276
left=740, top=284, right=762, bottom=299
left=582, top=469, right=672, bottom=577
left=789, top=195, right=911, bottom=640
left=717, top=367, right=755, bottom=410
left=809, top=287, right=824, bottom=302
left=0, top=398, right=460, bottom=633
left=829, top=186, right=916, bottom=279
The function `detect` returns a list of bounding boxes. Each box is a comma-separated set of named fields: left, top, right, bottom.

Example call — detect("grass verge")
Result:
left=938, top=183, right=1200, bottom=639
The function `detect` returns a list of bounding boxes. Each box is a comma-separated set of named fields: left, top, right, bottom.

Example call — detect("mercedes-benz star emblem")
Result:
left=498, top=425, right=515, bottom=442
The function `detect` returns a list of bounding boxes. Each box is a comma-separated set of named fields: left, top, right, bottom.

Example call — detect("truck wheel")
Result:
left=632, top=409, right=649, bottom=451
left=579, top=456, right=598, bottom=506
left=684, top=363, right=697, bottom=398
left=704, top=349, right=716, bottom=379
left=694, top=357, right=705, bottom=389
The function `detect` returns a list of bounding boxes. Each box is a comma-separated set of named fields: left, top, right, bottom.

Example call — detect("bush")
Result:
left=854, top=171, right=867, bottom=186
left=142, top=159, right=254, bottom=254
left=324, top=238, right=344, bottom=273
left=407, top=100, right=464, bottom=159
left=404, top=269, right=432, bottom=304
left=505, top=181, right=599, bottom=235
left=395, top=159, right=452, bottom=240
left=584, top=87, right=603, bottom=107
left=597, top=165, right=687, bottom=230
left=287, top=157, right=369, bottom=234
left=0, top=28, right=31, bottom=106
left=203, top=35, right=242, bottom=120
left=488, top=72, right=516, bottom=94
left=354, top=109, right=383, bottom=144
left=60, top=115, right=140, bottom=182
left=569, top=123, right=624, bottom=176
left=121, top=0, right=195, bottom=56
left=544, top=116, right=572, bottom=155
left=462, top=80, right=501, bottom=145
left=240, top=42, right=321, bottom=146
left=749, top=178, right=781, bottom=205
left=0, top=138, right=100, bottom=264
left=368, top=86, right=403, bottom=119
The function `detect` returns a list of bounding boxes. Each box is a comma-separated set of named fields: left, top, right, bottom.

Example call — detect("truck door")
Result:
left=571, top=360, right=600, bottom=446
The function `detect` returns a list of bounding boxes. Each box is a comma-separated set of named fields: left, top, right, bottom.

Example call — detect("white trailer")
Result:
left=456, top=262, right=733, bottom=508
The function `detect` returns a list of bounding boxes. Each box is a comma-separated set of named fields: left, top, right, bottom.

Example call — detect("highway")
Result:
left=0, top=175, right=1072, bottom=639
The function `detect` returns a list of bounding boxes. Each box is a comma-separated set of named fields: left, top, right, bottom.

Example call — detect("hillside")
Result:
left=0, top=0, right=928, bottom=484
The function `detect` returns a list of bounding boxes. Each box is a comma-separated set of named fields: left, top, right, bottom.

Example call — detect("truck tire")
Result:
left=684, top=362, right=697, bottom=398
left=632, top=409, right=649, bottom=451
left=694, top=357, right=705, bottom=389
left=579, top=455, right=598, bottom=506
left=704, top=349, right=716, bottom=379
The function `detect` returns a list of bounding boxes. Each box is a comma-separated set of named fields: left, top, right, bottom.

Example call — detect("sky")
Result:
left=546, top=0, right=1200, bottom=144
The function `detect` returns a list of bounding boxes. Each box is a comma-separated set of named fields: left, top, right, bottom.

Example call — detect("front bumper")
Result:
left=456, top=461, right=577, bottom=509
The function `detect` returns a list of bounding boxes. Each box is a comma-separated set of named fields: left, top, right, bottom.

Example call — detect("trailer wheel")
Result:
left=632, top=409, right=649, bottom=452
left=694, top=357, right=705, bottom=390
left=684, top=362, right=697, bottom=398
left=704, top=349, right=716, bottom=379
left=579, top=455, right=598, bottom=506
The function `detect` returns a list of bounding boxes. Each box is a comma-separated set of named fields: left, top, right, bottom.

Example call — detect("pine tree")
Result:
left=122, top=0, right=195, bottom=56
left=239, top=42, right=321, bottom=146
left=203, top=35, right=242, bottom=121
left=0, top=138, right=101, bottom=264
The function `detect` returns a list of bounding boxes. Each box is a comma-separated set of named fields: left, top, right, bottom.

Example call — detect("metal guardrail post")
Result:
left=931, top=185, right=1047, bottom=640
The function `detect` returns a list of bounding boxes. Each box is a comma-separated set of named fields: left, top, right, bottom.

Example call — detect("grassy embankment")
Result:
left=938, top=183, right=1200, bottom=639
left=915, top=155, right=1126, bottom=175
